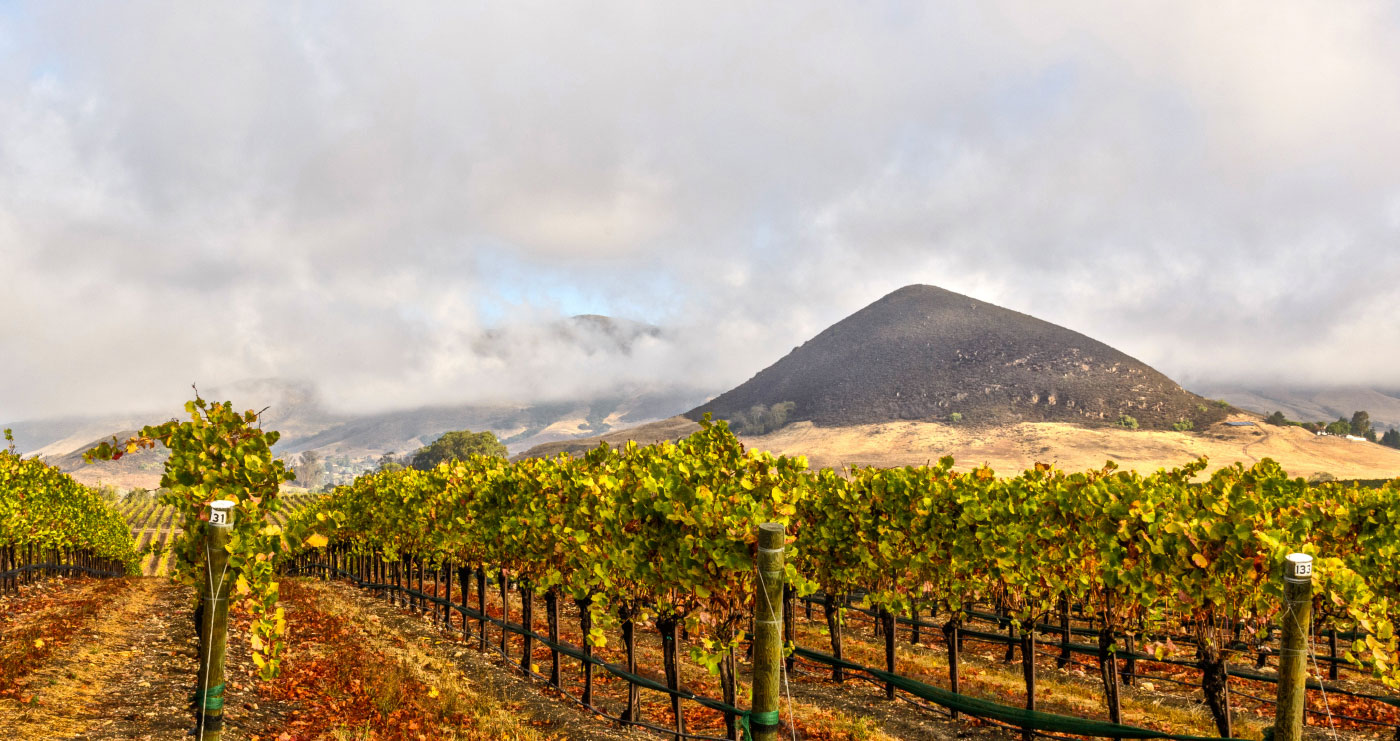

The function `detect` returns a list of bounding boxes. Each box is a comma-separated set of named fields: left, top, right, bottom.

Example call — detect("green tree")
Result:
left=1381, top=428, right=1400, bottom=449
left=726, top=401, right=796, bottom=435
left=1266, top=411, right=1288, bottom=426
left=1351, top=411, right=1372, bottom=437
left=1326, top=418, right=1352, bottom=436
left=376, top=451, right=405, bottom=472
left=411, top=430, right=507, bottom=470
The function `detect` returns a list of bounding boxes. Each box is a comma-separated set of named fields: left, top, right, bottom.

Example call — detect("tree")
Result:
left=1325, top=418, right=1352, bottom=436
left=295, top=450, right=325, bottom=491
left=1266, top=411, right=1288, bottom=426
left=411, top=430, right=507, bottom=470
left=726, top=402, right=796, bottom=436
left=377, top=452, right=406, bottom=473
left=1351, top=411, right=1371, bottom=438
left=1381, top=428, right=1400, bottom=449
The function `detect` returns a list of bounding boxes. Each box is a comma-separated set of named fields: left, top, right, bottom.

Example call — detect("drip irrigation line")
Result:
left=0, top=563, right=124, bottom=580
left=289, top=560, right=753, bottom=741
left=803, top=594, right=1361, bottom=671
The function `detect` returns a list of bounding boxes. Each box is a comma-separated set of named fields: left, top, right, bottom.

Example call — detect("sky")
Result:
left=2, top=1, right=1399, bottom=422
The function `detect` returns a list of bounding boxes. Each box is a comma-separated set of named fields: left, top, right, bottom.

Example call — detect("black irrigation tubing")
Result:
left=0, top=563, right=125, bottom=579
left=791, top=652, right=1176, bottom=741
left=951, top=623, right=1400, bottom=711
left=302, top=560, right=1400, bottom=736
left=807, top=594, right=1362, bottom=672
left=287, top=561, right=744, bottom=741
left=295, top=565, right=744, bottom=739
left=794, top=594, right=1400, bottom=716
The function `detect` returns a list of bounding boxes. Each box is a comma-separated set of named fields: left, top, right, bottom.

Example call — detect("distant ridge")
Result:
left=687, top=284, right=1228, bottom=431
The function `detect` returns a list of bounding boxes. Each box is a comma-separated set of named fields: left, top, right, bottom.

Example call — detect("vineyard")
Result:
left=286, top=415, right=1400, bottom=741
left=1, top=432, right=138, bottom=591
left=109, top=492, right=317, bottom=576
left=5, top=408, right=1400, bottom=740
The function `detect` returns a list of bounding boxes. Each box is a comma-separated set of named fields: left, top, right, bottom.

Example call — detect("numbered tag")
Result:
left=1285, top=552, right=1313, bottom=581
left=209, top=500, right=237, bottom=527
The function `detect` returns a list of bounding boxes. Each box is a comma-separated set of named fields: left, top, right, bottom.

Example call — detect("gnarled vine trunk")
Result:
left=824, top=592, right=844, bottom=682
left=1199, top=641, right=1232, bottom=738
left=1097, top=627, right=1122, bottom=725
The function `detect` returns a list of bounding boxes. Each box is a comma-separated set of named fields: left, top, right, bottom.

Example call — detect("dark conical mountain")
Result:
left=687, top=285, right=1228, bottom=431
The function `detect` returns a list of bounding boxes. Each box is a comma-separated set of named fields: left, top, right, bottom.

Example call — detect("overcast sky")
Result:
left=3, top=2, right=1399, bottom=422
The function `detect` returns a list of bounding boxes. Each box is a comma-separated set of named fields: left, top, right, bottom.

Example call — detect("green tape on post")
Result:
left=192, top=682, right=225, bottom=711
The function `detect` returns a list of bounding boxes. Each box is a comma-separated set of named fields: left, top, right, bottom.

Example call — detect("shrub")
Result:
left=728, top=401, right=796, bottom=436
left=1117, top=415, right=1139, bottom=430
left=949, top=412, right=963, bottom=424
left=1172, top=419, right=1194, bottom=432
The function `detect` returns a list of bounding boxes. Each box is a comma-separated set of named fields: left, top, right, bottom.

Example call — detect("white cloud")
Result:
left=1, top=1, right=1398, bottom=421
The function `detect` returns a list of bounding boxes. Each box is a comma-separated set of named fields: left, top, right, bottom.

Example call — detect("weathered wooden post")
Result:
left=1273, top=553, right=1313, bottom=741
left=195, top=500, right=236, bottom=741
left=752, top=522, right=785, bottom=741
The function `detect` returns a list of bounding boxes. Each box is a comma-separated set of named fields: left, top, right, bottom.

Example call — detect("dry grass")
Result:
left=744, top=416, right=1400, bottom=479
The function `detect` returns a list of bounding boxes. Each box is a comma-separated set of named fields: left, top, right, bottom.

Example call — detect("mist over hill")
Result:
left=3, top=315, right=713, bottom=488
left=1192, top=385, right=1400, bottom=432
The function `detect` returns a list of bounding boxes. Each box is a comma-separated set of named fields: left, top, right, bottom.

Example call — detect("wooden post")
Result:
left=477, top=568, right=488, bottom=651
left=783, top=585, right=796, bottom=674
left=499, top=572, right=509, bottom=657
left=195, top=500, right=236, bottom=741
left=520, top=582, right=534, bottom=679
left=547, top=591, right=561, bottom=688
left=578, top=597, right=596, bottom=709
left=752, top=522, right=785, bottom=741
left=1124, top=631, right=1136, bottom=686
left=1021, top=626, right=1036, bottom=741
left=443, top=560, right=452, bottom=630
left=660, top=617, right=685, bottom=740
left=457, top=565, right=472, bottom=637
left=1059, top=595, right=1072, bottom=668
left=881, top=608, right=896, bottom=699
left=621, top=608, right=641, bottom=723
left=1273, top=553, right=1313, bottom=741
left=1328, top=628, right=1339, bottom=681
left=944, top=618, right=961, bottom=719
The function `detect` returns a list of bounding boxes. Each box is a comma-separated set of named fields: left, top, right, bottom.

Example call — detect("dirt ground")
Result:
left=5, top=573, right=1397, bottom=740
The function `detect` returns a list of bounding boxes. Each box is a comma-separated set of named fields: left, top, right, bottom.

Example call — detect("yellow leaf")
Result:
left=33, top=639, right=44, bottom=649
left=1191, top=553, right=1210, bottom=569
left=305, top=533, right=329, bottom=548
left=428, top=687, right=440, bottom=698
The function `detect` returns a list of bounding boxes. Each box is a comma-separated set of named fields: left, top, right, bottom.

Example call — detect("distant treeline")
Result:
left=1266, top=409, right=1400, bottom=449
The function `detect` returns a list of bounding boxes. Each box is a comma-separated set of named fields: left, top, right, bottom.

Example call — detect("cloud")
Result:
left=2, top=1, right=1399, bottom=421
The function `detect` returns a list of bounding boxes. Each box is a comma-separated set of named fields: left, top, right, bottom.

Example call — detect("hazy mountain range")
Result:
left=6, top=302, right=1396, bottom=489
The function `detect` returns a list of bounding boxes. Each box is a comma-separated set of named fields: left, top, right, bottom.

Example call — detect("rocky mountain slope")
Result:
left=687, top=284, right=1228, bottom=430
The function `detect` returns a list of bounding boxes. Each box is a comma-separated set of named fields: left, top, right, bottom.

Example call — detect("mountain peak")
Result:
left=689, top=285, right=1227, bottom=430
